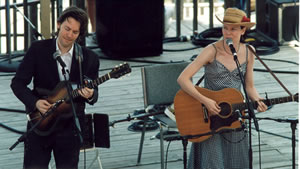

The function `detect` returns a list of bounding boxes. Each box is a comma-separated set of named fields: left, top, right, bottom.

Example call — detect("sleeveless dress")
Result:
left=187, top=44, right=250, bottom=169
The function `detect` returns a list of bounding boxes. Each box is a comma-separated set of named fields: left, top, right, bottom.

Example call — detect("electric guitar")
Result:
left=29, top=63, right=131, bottom=136
left=174, top=86, right=298, bottom=143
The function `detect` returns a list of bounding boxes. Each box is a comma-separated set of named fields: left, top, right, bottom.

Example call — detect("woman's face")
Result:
left=222, top=24, right=246, bottom=43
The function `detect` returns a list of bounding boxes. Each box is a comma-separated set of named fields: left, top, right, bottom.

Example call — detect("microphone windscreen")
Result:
left=226, top=38, right=233, bottom=46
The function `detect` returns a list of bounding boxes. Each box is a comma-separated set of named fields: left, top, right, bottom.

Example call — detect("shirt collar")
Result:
left=56, top=38, right=74, bottom=57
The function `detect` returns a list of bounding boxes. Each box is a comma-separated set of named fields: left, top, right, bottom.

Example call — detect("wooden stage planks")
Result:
left=0, top=19, right=298, bottom=169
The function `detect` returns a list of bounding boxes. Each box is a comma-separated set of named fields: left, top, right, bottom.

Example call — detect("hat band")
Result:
left=241, top=16, right=250, bottom=22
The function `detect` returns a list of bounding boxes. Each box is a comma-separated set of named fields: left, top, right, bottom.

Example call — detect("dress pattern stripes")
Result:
left=187, top=44, right=250, bottom=169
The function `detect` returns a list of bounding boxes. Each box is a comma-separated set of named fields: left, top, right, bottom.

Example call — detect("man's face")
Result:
left=57, top=17, right=80, bottom=51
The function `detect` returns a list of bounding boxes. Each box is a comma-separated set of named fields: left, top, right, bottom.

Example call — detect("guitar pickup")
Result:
left=202, top=104, right=209, bottom=123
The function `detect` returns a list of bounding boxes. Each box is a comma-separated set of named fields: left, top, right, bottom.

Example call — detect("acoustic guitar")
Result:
left=174, top=86, right=298, bottom=143
left=29, top=63, right=131, bottom=136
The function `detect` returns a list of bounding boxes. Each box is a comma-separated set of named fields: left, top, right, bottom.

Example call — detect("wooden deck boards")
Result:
left=0, top=19, right=298, bottom=169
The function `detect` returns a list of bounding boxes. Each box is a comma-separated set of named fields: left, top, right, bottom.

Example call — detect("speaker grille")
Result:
left=96, top=0, right=163, bottom=58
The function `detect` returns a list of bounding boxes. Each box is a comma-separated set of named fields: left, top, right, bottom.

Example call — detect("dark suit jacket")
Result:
left=11, top=39, right=99, bottom=128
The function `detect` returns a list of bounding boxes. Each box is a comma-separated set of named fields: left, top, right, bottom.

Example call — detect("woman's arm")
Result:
left=245, top=45, right=268, bottom=112
left=177, top=44, right=221, bottom=115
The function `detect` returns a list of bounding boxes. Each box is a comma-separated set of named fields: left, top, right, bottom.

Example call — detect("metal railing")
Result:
left=0, top=0, right=85, bottom=71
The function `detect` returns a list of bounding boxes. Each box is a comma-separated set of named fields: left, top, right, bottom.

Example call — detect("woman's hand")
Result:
left=256, top=100, right=268, bottom=112
left=203, top=98, right=221, bottom=115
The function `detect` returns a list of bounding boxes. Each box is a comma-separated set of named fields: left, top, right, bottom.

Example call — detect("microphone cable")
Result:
left=165, top=140, right=172, bottom=169
left=163, top=36, right=202, bottom=52
left=191, top=27, right=280, bottom=56
left=191, top=27, right=223, bottom=47
left=0, top=122, right=24, bottom=134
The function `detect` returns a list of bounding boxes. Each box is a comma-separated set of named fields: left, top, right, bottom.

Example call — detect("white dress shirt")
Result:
left=56, top=39, right=74, bottom=81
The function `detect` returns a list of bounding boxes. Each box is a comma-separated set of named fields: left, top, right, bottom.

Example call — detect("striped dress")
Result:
left=187, top=44, right=250, bottom=169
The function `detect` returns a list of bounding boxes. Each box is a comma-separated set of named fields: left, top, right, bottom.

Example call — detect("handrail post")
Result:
left=193, top=0, right=198, bottom=33
left=24, top=0, right=29, bottom=51
left=209, top=0, right=214, bottom=28
left=176, top=0, right=181, bottom=37
left=5, top=0, right=12, bottom=63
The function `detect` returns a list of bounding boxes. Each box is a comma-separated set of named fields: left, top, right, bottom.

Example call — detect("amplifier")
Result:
left=96, top=0, right=164, bottom=58
left=256, top=0, right=299, bottom=44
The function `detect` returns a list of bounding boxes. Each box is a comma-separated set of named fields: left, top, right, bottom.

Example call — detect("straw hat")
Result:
left=216, top=8, right=255, bottom=28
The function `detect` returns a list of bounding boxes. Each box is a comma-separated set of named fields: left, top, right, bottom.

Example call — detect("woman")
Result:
left=177, top=8, right=268, bottom=169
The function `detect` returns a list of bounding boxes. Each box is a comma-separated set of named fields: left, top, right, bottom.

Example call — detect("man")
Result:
left=86, top=0, right=97, bottom=43
left=11, top=6, right=99, bottom=169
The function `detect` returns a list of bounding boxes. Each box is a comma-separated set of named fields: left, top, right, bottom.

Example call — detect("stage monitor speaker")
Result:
left=95, top=0, right=164, bottom=58
left=256, top=0, right=299, bottom=44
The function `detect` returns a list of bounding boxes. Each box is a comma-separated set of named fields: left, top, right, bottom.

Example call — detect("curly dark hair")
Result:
left=56, top=6, right=88, bottom=43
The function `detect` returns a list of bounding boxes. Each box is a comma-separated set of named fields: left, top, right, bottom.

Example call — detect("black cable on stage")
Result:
left=162, top=36, right=202, bottom=52
left=253, top=58, right=299, bottom=74
left=0, top=122, right=24, bottom=134
left=165, top=141, right=172, bottom=169
left=97, top=55, right=186, bottom=64
left=190, top=54, right=299, bottom=74
left=163, top=46, right=200, bottom=52
left=251, top=127, right=296, bottom=141
left=254, top=68, right=298, bottom=74
left=191, top=27, right=280, bottom=56
left=0, top=107, right=26, bottom=113
left=191, top=27, right=223, bottom=47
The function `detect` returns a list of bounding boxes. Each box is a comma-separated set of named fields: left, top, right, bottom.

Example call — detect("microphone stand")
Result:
left=232, top=49, right=259, bottom=169
left=9, top=100, right=63, bottom=150
left=61, top=65, right=83, bottom=145
left=12, top=3, right=44, bottom=40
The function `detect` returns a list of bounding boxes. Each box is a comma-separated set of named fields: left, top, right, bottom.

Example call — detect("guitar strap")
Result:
left=196, top=45, right=293, bottom=97
left=247, top=45, right=293, bottom=97
left=195, top=74, right=205, bottom=86
left=75, top=43, right=83, bottom=85
left=195, top=43, right=218, bottom=86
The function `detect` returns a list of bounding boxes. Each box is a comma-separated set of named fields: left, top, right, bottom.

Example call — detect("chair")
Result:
left=137, top=62, right=189, bottom=169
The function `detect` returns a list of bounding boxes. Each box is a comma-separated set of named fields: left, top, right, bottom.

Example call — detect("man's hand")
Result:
left=36, top=99, right=52, bottom=114
left=78, top=87, right=94, bottom=100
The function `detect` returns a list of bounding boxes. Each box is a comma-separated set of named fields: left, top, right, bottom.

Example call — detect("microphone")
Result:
left=53, top=50, right=67, bottom=70
left=225, top=38, right=237, bottom=57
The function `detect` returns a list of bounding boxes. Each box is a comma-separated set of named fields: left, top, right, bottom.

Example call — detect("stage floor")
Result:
left=0, top=17, right=298, bottom=169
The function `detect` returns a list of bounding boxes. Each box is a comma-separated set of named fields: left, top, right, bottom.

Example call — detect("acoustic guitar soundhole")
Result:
left=210, top=102, right=237, bottom=131
left=219, top=102, right=231, bottom=118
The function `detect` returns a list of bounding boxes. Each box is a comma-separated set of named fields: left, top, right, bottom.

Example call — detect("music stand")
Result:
left=81, top=113, right=110, bottom=169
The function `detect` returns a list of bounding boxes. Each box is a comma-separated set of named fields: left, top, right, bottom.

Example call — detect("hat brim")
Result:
left=216, top=15, right=255, bottom=29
